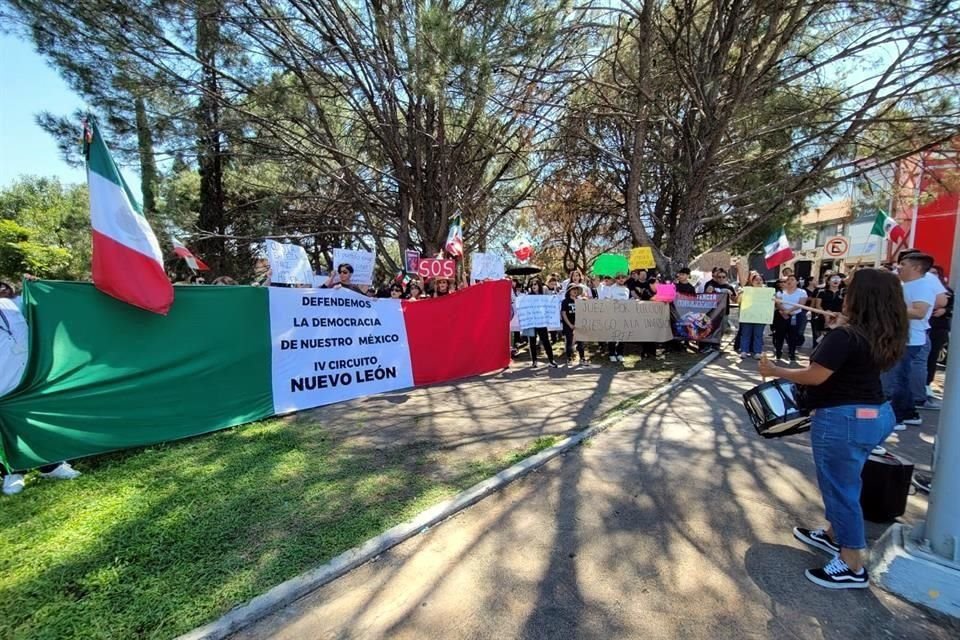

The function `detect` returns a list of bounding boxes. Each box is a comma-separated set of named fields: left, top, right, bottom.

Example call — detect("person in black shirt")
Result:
left=626, top=268, right=657, bottom=300
left=760, top=268, right=907, bottom=590
left=561, top=284, right=586, bottom=365
left=927, top=264, right=953, bottom=390
left=675, top=268, right=697, bottom=296
left=811, top=274, right=844, bottom=346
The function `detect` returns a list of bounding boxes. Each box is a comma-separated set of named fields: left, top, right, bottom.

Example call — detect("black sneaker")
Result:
left=805, top=557, right=869, bottom=589
left=793, top=527, right=840, bottom=555
left=912, top=473, right=931, bottom=494
left=548, top=361, right=559, bottom=368
left=903, top=413, right=923, bottom=426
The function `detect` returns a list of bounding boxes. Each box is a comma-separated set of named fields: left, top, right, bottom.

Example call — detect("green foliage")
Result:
left=0, top=177, right=90, bottom=280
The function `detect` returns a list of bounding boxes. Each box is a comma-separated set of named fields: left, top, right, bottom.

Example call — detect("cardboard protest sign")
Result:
left=404, top=250, right=421, bottom=274
left=266, top=240, right=314, bottom=285
left=417, top=258, right=456, bottom=280
left=738, top=286, right=775, bottom=324
left=471, top=252, right=505, bottom=281
left=629, top=247, right=656, bottom=270
left=592, top=254, right=629, bottom=277
left=516, top=294, right=562, bottom=331
left=333, top=248, right=376, bottom=285
left=671, top=294, right=727, bottom=343
left=574, top=299, right=673, bottom=343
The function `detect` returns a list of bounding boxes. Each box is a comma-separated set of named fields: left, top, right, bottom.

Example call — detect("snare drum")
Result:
left=742, top=378, right=811, bottom=438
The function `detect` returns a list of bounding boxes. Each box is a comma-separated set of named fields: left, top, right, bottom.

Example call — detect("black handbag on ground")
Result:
left=860, top=452, right=913, bottom=522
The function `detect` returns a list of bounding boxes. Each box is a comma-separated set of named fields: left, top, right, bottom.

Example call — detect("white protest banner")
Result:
left=471, top=252, right=505, bottom=281
left=269, top=287, right=414, bottom=414
left=265, top=240, right=314, bottom=285
left=574, top=299, right=673, bottom=343
left=333, top=248, right=376, bottom=285
left=516, top=294, right=562, bottom=331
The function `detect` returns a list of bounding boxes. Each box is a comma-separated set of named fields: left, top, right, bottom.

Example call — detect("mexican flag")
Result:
left=764, top=228, right=794, bottom=269
left=508, top=234, right=534, bottom=263
left=444, top=214, right=464, bottom=258
left=85, top=117, right=173, bottom=315
left=172, top=238, right=209, bottom=271
left=870, top=210, right=907, bottom=243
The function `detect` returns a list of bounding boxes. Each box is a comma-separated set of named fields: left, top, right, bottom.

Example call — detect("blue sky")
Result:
left=0, top=32, right=87, bottom=187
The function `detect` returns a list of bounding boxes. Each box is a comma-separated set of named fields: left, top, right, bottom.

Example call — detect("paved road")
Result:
left=234, top=355, right=956, bottom=640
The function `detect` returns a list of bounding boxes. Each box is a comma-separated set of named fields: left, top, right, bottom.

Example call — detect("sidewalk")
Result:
left=233, top=354, right=956, bottom=640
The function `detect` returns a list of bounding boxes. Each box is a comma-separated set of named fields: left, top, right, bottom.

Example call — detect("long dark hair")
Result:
left=842, top=268, right=908, bottom=370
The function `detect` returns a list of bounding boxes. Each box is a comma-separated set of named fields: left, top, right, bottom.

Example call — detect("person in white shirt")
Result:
left=0, top=279, right=82, bottom=496
left=773, top=275, right=809, bottom=362
left=599, top=272, right=630, bottom=362
left=881, top=253, right=940, bottom=427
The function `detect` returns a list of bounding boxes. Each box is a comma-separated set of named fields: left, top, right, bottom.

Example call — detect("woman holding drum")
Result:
left=759, top=269, right=907, bottom=589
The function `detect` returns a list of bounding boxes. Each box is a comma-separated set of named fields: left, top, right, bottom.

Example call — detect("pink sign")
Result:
left=653, top=283, right=677, bottom=303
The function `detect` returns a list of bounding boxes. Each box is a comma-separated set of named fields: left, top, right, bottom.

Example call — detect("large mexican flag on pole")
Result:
left=0, top=280, right=511, bottom=471
left=86, top=117, right=174, bottom=315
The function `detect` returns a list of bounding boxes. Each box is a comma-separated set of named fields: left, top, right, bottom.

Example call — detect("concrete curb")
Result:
left=176, top=351, right=720, bottom=640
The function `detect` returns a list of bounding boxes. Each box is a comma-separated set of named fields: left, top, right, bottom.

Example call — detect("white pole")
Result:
left=925, top=201, right=960, bottom=560
left=908, top=154, right=924, bottom=249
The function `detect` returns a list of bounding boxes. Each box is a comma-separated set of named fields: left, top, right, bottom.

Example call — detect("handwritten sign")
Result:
left=417, top=258, right=456, bottom=280
left=471, top=252, right=505, bottom=281
left=574, top=299, right=673, bottom=342
left=629, top=247, right=656, bottom=270
left=516, top=294, right=562, bottom=331
left=265, top=240, right=314, bottom=285
left=739, top=286, right=775, bottom=324
left=333, top=248, right=376, bottom=285
left=404, top=250, right=421, bottom=274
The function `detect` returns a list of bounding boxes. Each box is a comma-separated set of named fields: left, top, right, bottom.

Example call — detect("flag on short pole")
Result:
left=393, top=271, right=412, bottom=286
left=172, top=238, right=209, bottom=271
left=763, top=228, right=794, bottom=269
left=870, top=210, right=907, bottom=243
left=84, top=117, right=173, bottom=314
left=444, top=214, right=464, bottom=258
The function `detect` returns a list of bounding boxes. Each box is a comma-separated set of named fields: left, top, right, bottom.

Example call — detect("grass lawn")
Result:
left=0, top=418, right=560, bottom=640
left=1, top=349, right=702, bottom=639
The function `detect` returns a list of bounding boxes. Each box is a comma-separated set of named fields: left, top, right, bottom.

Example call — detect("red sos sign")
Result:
left=417, top=258, right=456, bottom=279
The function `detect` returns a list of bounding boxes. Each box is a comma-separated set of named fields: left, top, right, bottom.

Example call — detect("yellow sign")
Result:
left=629, top=247, right=656, bottom=270
left=738, top=286, right=775, bottom=325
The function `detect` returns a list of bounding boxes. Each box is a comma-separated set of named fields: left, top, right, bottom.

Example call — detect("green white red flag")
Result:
left=85, top=117, right=173, bottom=314
left=869, top=210, right=907, bottom=243
left=763, top=228, right=794, bottom=269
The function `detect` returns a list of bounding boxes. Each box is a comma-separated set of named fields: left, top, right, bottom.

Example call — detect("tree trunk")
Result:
left=196, top=1, right=226, bottom=271
left=134, top=96, right=158, bottom=216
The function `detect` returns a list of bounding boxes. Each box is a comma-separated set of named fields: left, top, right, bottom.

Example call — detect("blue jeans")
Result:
left=811, top=403, right=895, bottom=549
left=881, top=339, right=930, bottom=421
left=739, top=322, right=765, bottom=354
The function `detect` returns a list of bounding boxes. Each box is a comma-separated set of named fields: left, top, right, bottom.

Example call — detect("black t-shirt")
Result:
left=815, top=287, right=844, bottom=313
left=931, top=287, right=954, bottom=330
left=627, top=278, right=656, bottom=300
left=805, top=328, right=884, bottom=409
left=560, top=297, right=577, bottom=327
left=676, top=282, right=697, bottom=296
left=704, top=280, right=735, bottom=310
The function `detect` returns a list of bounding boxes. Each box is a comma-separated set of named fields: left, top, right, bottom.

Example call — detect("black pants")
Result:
left=606, top=341, right=625, bottom=356
left=928, top=327, right=949, bottom=384
left=529, top=328, right=555, bottom=364
left=811, top=315, right=826, bottom=346
left=772, top=314, right=805, bottom=358
left=563, top=326, right=584, bottom=360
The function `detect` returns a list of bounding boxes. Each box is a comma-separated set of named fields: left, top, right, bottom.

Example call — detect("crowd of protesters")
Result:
left=1, top=250, right=953, bottom=496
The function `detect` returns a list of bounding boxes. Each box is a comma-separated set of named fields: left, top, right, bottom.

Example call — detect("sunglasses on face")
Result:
left=338, top=270, right=350, bottom=275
